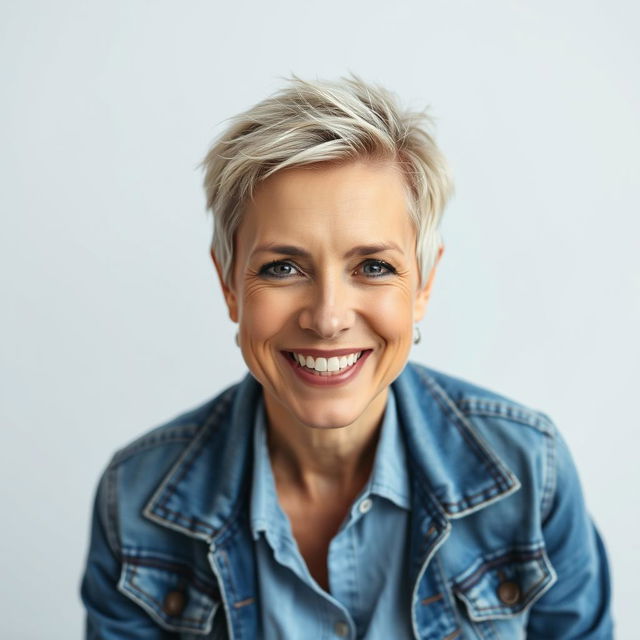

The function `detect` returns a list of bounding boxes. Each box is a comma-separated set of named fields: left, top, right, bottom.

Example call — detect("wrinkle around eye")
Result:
left=257, top=260, right=306, bottom=279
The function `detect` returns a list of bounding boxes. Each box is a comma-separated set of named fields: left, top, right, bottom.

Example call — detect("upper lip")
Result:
left=283, top=348, right=371, bottom=357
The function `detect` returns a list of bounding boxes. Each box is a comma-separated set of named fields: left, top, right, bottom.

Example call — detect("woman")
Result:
left=80, top=75, right=613, bottom=639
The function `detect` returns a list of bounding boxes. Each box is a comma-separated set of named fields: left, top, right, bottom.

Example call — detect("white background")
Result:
left=1, top=1, right=638, bottom=637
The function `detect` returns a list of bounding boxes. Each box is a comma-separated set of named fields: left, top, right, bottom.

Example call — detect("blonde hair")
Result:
left=201, top=74, right=453, bottom=286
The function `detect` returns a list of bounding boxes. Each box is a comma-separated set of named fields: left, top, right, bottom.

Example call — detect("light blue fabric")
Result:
left=250, top=387, right=414, bottom=639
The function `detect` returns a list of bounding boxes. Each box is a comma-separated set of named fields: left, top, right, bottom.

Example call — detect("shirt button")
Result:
left=358, top=497, right=373, bottom=514
left=497, top=580, right=521, bottom=605
left=163, top=589, right=186, bottom=616
left=334, top=620, right=349, bottom=637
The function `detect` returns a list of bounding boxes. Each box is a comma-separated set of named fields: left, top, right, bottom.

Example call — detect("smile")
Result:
left=288, top=351, right=363, bottom=374
left=281, top=349, right=373, bottom=386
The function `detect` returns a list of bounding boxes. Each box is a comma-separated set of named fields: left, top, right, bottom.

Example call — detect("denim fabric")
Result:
left=250, top=387, right=414, bottom=639
left=80, top=361, right=613, bottom=639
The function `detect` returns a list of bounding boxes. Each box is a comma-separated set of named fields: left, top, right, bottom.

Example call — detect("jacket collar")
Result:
left=392, top=363, right=520, bottom=518
left=143, top=362, right=520, bottom=541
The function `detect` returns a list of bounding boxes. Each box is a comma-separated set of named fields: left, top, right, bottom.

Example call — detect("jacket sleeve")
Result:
left=526, top=426, right=613, bottom=639
left=79, top=461, right=172, bottom=639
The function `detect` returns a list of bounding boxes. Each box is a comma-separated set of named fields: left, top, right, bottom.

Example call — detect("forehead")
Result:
left=237, top=160, right=415, bottom=250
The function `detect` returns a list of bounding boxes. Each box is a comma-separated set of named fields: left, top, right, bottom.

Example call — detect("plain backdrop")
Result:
left=1, top=1, right=638, bottom=637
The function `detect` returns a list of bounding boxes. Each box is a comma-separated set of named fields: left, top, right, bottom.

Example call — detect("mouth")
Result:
left=284, top=349, right=371, bottom=376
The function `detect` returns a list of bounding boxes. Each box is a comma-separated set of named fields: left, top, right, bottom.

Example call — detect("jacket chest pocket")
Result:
left=118, top=555, right=225, bottom=638
left=451, top=547, right=556, bottom=639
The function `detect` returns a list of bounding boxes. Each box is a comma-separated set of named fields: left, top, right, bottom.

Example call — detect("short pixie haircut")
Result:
left=201, top=74, right=453, bottom=287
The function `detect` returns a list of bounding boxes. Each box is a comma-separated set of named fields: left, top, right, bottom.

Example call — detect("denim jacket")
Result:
left=80, top=362, right=613, bottom=639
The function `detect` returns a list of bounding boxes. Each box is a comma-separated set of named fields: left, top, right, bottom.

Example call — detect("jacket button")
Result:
left=497, top=580, right=521, bottom=605
left=163, top=589, right=187, bottom=616
left=334, top=621, right=349, bottom=637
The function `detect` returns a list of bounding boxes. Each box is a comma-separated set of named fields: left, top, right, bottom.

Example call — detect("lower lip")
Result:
left=281, top=350, right=372, bottom=387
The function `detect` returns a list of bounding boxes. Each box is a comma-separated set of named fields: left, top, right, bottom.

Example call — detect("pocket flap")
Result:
left=118, top=553, right=220, bottom=634
left=453, top=547, right=556, bottom=621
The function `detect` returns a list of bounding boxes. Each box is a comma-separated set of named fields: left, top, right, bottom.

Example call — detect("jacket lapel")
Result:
left=393, top=362, right=521, bottom=518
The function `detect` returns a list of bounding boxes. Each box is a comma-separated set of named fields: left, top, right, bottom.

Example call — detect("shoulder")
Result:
left=403, top=360, right=556, bottom=436
left=104, top=381, right=240, bottom=476
left=400, top=361, right=560, bottom=517
left=90, top=381, right=244, bottom=557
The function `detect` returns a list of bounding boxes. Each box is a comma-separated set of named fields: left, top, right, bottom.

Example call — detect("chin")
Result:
left=289, top=399, right=370, bottom=431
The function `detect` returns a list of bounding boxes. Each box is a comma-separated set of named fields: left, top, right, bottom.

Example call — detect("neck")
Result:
left=262, top=388, right=388, bottom=500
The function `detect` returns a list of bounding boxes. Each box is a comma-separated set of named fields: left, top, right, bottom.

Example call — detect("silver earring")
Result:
left=413, top=325, right=421, bottom=345
left=235, top=332, right=240, bottom=347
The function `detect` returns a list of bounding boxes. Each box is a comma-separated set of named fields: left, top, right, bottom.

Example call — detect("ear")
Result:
left=413, top=245, right=444, bottom=323
left=210, top=249, right=239, bottom=323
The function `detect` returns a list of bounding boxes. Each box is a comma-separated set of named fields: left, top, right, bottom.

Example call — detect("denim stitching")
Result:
left=152, top=503, right=217, bottom=537
left=157, top=392, right=234, bottom=513
left=127, top=564, right=210, bottom=627
left=434, top=553, right=465, bottom=637
left=439, top=485, right=506, bottom=512
left=104, top=461, right=121, bottom=559
left=215, top=548, right=244, bottom=638
left=540, top=427, right=557, bottom=524
left=458, top=399, right=554, bottom=435
left=421, top=593, right=443, bottom=605
left=122, top=555, right=219, bottom=599
left=112, top=429, right=201, bottom=466
left=455, top=549, right=545, bottom=592
left=419, top=370, right=514, bottom=495
left=146, top=390, right=236, bottom=538
left=468, top=569, right=546, bottom=615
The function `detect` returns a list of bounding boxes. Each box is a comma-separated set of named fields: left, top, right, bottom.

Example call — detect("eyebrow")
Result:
left=251, top=242, right=404, bottom=259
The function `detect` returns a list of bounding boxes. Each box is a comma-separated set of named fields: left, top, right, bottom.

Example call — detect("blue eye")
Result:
left=360, top=259, right=396, bottom=277
left=259, top=261, right=301, bottom=279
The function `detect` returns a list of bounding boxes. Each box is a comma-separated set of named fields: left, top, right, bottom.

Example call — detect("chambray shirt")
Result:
left=250, top=387, right=414, bottom=640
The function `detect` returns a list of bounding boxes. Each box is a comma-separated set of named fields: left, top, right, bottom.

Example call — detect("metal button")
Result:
left=334, top=620, right=349, bottom=637
left=358, top=497, right=373, bottom=514
left=163, top=589, right=187, bottom=616
left=497, top=580, right=521, bottom=605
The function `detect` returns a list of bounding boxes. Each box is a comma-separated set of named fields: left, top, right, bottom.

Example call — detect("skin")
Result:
left=212, top=158, right=442, bottom=590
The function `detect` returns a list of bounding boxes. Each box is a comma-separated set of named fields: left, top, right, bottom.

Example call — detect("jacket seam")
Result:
left=458, top=401, right=554, bottom=436
left=540, top=427, right=557, bottom=523
left=121, top=554, right=220, bottom=600
left=419, top=370, right=514, bottom=494
left=111, top=430, right=201, bottom=466
left=103, top=460, right=122, bottom=560
left=435, top=553, right=466, bottom=635
left=454, top=548, right=546, bottom=592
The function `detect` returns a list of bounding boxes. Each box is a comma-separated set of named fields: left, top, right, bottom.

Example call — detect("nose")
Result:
left=298, top=272, right=356, bottom=339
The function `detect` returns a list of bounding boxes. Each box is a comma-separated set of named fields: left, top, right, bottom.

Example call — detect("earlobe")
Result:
left=210, top=249, right=239, bottom=323
left=413, top=244, right=444, bottom=322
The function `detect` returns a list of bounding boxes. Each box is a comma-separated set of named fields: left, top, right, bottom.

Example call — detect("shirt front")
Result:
left=250, top=387, right=414, bottom=640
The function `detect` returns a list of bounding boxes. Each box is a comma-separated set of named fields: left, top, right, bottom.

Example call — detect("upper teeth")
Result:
left=292, top=351, right=362, bottom=372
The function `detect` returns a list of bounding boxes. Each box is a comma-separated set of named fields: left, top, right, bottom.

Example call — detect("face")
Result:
left=214, top=159, right=441, bottom=433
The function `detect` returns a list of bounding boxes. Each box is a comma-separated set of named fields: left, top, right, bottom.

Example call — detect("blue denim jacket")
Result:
left=80, top=362, right=613, bottom=639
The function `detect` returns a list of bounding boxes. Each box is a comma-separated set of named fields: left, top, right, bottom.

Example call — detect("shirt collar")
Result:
left=364, top=386, right=411, bottom=509
left=250, top=396, right=285, bottom=541
left=250, top=387, right=411, bottom=541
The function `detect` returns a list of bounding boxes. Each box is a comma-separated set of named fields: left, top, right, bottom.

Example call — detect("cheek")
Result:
left=239, top=288, right=297, bottom=344
left=360, top=287, right=415, bottom=338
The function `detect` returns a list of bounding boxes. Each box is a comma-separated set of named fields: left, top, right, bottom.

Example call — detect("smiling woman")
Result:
left=218, top=160, right=432, bottom=434
left=80, top=75, right=613, bottom=639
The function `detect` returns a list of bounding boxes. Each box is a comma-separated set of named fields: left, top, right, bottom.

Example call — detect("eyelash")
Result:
left=258, top=259, right=397, bottom=279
